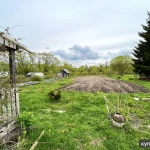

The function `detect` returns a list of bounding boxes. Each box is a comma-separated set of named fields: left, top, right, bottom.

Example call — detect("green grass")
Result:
left=110, top=74, right=150, bottom=90
left=106, top=92, right=150, bottom=125
left=18, top=76, right=150, bottom=150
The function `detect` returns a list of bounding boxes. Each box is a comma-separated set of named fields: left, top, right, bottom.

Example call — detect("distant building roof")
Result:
left=62, top=69, right=70, bottom=74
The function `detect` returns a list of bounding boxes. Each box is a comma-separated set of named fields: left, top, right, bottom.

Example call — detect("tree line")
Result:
left=0, top=50, right=133, bottom=77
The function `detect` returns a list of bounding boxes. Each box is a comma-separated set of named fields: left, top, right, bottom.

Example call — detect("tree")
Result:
left=132, top=12, right=150, bottom=78
left=28, top=52, right=38, bottom=73
left=16, top=52, right=30, bottom=74
left=88, top=66, right=99, bottom=75
left=41, top=52, right=60, bottom=73
left=0, top=51, right=9, bottom=72
left=110, top=55, right=133, bottom=75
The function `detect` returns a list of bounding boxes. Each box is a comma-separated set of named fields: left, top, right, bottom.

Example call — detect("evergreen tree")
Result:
left=132, top=12, right=150, bottom=78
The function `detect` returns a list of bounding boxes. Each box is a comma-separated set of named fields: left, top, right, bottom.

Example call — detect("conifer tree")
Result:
left=132, top=12, right=150, bottom=78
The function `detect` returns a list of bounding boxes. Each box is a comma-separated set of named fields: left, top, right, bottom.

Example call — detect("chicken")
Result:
left=49, top=91, right=55, bottom=100
left=54, top=91, right=61, bottom=100
left=48, top=90, right=61, bottom=101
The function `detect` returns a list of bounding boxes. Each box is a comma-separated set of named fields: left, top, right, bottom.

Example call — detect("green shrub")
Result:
left=16, top=75, right=30, bottom=83
left=31, top=75, right=42, bottom=81
left=104, top=69, right=114, bottom=76
left=44, top=74, right=54, bottom=79
left=17, top=111, right=35, bottom=128
left=117, top=76, right=122, bottom=79
left=128, top=102, right=133, bottom=107
left=129, top=77, right=134, bottom=80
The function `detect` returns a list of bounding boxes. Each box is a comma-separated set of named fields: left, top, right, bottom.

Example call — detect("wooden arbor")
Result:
left=0, top=32, right=30, bottom=143
left=0, top=32, right=30, bottom=87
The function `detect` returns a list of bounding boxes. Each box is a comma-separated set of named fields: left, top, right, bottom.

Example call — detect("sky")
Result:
left=0, top=0, right=150, bottom=67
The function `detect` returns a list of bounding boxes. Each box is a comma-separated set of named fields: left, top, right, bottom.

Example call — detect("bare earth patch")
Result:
left=90, top=137, right=106, bottom=147
left=62, top=76, right=149, bottom=93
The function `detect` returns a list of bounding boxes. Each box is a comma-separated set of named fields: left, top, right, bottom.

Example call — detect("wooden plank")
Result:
left=0, top=33, right=26, bottom=50
left=2, top=105, right=7, bottom=123
left=0, top=36, right=4, bottom=44
left=0, top=33, right=31, bottom=53
left=16, top=89, right=20, bottom=115
left=0, top=120, right=17, bottom=143
left=5, top=40, right=9, bottom=47
left=1, top=89, right=7, bottom=124
left=29, top=130, right=45, bottom=150
left=0, top=88, right=19, bottom=126
left=6, top=88, right=13, bottom=121
left=13, top=88, right=18, bottom=117
left=7, top=99, right=12, bottom=121
left=10, top=89, right=16, bottom=118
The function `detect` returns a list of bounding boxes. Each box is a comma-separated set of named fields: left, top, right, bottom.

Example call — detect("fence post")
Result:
left=9, top=48, right=16, bottom=88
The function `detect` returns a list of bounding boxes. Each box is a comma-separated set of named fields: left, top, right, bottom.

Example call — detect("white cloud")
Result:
left=49, top=44, right=134, bottom=66
left=1, top=0, right=149, bottom=66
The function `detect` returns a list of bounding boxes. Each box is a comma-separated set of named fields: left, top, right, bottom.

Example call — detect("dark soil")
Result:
left=62, top=76, right=149, bottom=93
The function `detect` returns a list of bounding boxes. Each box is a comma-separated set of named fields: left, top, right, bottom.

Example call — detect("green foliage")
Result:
left=16, top=52, right=31, bottom=74
left=16, top=75, right=31, bottom=83
left=88, top=66, right=99, bottom=74
left=73, top=65, right=104, bottom=75
left=111, top=74, right=150, bottom=90
left=128, top=77, right=134, bottom=80
left=17, top=111, right=35, bottom=128
left=17, top=130, right=28, bottom=149
left=16, top=52, right=60, bottom=75
left=110, top=55, right=133, bottom=75
left=0, top=61, right=9, bottom=71
left=132, top=12, right=150, bottom=78
left=43, top=74, right=54, bottom=79
left=104, top=68, right=114, bottom=76
left=31, top=75, right=42, bottom=81
left=117, top=76, right=122, bottom=79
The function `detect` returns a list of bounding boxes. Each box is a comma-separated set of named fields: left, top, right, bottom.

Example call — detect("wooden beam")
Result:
left=0, top=32, right=32, bottom=53
left=9, top=48, right=16, bottom=87
left=29, top=130, right=45, bottom=150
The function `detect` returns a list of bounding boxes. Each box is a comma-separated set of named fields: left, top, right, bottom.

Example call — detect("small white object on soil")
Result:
left=133, top=97, right=140, bottom=100
left=40, top=109, right=66, bottom=113
left=55, top=110, right=66, bottom=113
left=147, top=125, right=150, bottom=128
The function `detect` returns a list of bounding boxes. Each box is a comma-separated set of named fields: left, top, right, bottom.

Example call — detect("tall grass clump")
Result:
left=16, top=75, right=31, bottom=83
left=31, top=75, right=42, bottom=81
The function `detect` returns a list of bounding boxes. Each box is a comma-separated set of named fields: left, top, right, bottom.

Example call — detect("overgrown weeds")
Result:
left=31, top=75, right=42, bottom=81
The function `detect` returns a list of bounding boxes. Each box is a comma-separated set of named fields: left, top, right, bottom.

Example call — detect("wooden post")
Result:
left=0, top=33, right=30, bottom=143
left=9, top=48, right=16, bottom=88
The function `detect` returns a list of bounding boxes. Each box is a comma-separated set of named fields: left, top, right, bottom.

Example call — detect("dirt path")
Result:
left=62, top=76, right=149, bottom=93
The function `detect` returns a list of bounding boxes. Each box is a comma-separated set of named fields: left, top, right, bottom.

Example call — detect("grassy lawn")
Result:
left=18, top=77, right=150, bottom=150
left=110, top=74, right=150, bottom=90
